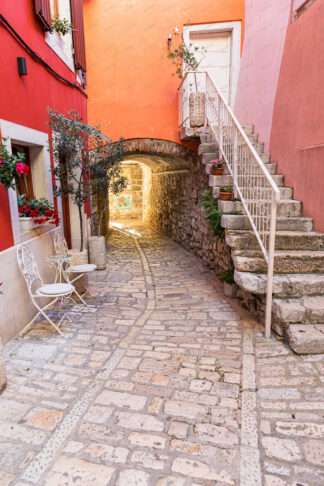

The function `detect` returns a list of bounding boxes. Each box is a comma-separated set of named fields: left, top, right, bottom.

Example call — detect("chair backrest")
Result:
left=17, top=245, right=43, bottom=294
left=54, top=231, right=68, bottom=255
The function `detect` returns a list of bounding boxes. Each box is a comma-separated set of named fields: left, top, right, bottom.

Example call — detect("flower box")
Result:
left=19, top=217, right=41, bottom=232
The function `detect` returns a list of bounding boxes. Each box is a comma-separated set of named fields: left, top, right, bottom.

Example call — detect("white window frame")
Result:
left=46, top=0, right=75, bottom=72
left=183, top=21, right=241, bottom=108
left=0, top=120, right=55, bottom=245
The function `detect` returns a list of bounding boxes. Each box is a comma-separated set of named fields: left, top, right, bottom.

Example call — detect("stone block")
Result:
left=0, top=336, right=7, bottom=394
left=287, top=324, right=324, bottom=354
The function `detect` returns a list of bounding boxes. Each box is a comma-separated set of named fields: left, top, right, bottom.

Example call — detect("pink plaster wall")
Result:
left=234, top=0, right=291, bottom=150
left=270, top=0, right=324, bottom=232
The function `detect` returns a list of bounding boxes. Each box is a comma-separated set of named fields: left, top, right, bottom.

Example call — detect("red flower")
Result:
left=16, top=163, right=30, bottom=175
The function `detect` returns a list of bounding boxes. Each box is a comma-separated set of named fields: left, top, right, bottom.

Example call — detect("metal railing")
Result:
left=179, top=71, right=281, bottom=338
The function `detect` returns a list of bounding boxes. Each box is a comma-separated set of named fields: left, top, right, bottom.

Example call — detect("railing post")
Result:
left=233, top=128, right=238, bottom=197
left=265, top=191, right=277, bottom=339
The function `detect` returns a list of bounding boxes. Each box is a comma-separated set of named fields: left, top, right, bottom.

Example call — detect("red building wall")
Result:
left=0, top=0, right=87, bottom=250
left=270, top=0, right=324, bottom=232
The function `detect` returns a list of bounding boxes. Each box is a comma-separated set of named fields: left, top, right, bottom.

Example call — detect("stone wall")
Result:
left=147, top=163, right=233, bottom=276
left=110, top=163, right=143, bottom=222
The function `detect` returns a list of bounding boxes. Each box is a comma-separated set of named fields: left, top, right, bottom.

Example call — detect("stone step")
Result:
left=202, top=153, right=218, bottom=165
left=222, top=214, right=313, bottom=232
left=218, top=200, right=243, bottom=213
left=264, top=163, right=277, bottom=175
left=209, top=174, right=233, bottom=187
left=253, top=142, right=264, bottom=153
left=234, top=271, right=324, bottom=297
left=275, top=200, right=302, bottom=217
left=287, top=324, right=324, bottom=355
left=232, top=249, right=324, bottom=274
left=248, top=133, right=259, bottom=144
left=260, top=153, right=271, bottom=164
left=179, top=127, right=201, bottom=141
left=198, top=143, right=218, bottom=155
left=273, top=296, right=324, bottom=325
left=243, top=125, right=254, bottom=136
left=226, top=230, right=324, bottom=251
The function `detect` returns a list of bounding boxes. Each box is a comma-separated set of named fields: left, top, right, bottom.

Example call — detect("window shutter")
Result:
left=71, top=0, right=86, bottom=71
left=34, top=0, right=52, bottom=30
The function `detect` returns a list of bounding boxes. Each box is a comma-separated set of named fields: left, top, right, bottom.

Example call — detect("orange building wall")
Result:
left=84, top=0, right=244, bottom=145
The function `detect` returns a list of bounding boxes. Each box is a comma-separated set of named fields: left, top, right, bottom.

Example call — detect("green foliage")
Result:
left=0, top=139, right=27, bottom=190
left=198, top=189, right=238, bottom=240
left=51, top=17, right=73, bottom=36
left=220, top=268, right=235, bottom=285
left=48, top=109, right=127, bottom=247
left=220, top=186, right=233, bottom=193
left=167, top=34, right=206, bottom=79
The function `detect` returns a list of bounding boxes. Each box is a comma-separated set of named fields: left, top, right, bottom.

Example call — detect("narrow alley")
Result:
left=0, top=224, right=323, bottom=486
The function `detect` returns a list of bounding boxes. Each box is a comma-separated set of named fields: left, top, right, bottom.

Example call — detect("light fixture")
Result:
left=167, top=34, right=172, bottom=48
left=17, top=57, right=27, bottom=76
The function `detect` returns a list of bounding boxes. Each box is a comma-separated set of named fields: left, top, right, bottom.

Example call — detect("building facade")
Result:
left=0, top=0, right=87, bottom=342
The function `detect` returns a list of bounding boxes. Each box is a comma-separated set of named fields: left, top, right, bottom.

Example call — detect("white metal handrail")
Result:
left=179, top=71, right=281, bottom=338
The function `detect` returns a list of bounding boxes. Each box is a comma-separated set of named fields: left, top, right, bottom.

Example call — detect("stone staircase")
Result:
left=198, top=125, right=324, bottom=354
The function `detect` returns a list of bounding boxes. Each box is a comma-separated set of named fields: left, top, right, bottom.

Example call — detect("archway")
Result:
left=107, top=138, right=198, bottom=231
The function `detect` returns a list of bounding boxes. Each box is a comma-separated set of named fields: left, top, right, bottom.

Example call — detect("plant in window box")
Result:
left=219, top=186, right=233, bottom=201
left=51, top=17, right=73, bottom=36
left=167, top=30, right=206, bottom=128
left=210, top=158, right=225, bottom=176
left=18, top=195, right=59, bottom=232
left=0, top=139, right=30, bottom=190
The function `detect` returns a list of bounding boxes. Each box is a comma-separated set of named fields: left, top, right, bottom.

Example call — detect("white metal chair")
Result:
left=17, top=245, right=75, bottom=336
left=54, top=231, right=97, bottom=306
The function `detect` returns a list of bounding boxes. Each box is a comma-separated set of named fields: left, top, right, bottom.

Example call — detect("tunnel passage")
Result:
left=106, top=137, right=232, bottom=280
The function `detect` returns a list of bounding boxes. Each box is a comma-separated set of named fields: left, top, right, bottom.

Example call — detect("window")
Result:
left=45, top=0, right=74, bottom=72
left=11, top=145, right=35, bottom=198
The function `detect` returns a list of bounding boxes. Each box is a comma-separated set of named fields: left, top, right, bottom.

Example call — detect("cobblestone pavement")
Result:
left=0, top=223, right=323, bottom=486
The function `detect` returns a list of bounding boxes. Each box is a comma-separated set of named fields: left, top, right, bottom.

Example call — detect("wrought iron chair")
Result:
left=54, top=231, right=97, bottom=306
left=17, top=245, right=75, bottom=336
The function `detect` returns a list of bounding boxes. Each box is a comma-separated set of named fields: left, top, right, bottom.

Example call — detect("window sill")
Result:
left=45, top=31, right=75, bottom=73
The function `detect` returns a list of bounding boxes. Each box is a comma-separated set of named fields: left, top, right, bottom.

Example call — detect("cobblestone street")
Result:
left=0, top=224, right=323, bottom=486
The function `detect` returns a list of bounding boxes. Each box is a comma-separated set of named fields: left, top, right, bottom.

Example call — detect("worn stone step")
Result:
left=179, top=127, right=201, bottom=141
left=273, top=296, right=324, bottom=325
left=276, top=200, right=302, bottom=217
left=202, top=153, right=218, bottom=165
left=253, top=142, right=264, bottom=153
left=240, top=185, right=291, bottom=199
left=264, top=163, right=277, bottom=175
left=218, top=200, right=243, bottom=213
left=222, top=214, right=313, bottom=232
left=198, top=143, right=218, bottom=155
left=248, top=133, right=259, bottom=144
left=243, top=125, right=254, bottom=136
left=260, top=153, right=271, bottom=164
left=232, top=249, right=324, bottom=274
left=226, top=230, right=324, bottom=251
left=234, top=271, right=324, bottom=297
left=209, top=174, right=233, bottom=186
left=287, top=324, right=324, bottom=354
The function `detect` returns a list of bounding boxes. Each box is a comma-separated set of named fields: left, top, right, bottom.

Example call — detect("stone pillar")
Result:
left=89, top=236, right=106, bottom=270
left=0, top=336, right=7, bottom=394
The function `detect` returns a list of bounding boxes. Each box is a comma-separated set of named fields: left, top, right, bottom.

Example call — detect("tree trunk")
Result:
left=78, top=204, right=83, bottom=252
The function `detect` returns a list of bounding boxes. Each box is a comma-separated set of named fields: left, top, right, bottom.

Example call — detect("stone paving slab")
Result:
left=0, top=223, right=323, bottom=485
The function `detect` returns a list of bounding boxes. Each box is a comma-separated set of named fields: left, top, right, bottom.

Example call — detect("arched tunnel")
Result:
left=103, top=138, right=232, bottom=278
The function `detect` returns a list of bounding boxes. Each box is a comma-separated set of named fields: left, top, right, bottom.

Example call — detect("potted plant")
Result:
left=211, top=158, right=225, bottom=175
left=0, top=139, right=30, bottom=191
left=220, top=269, right=237, bottom=298
left=219, top=186, right=233, bottom=201
left=167, top=30, right=206, bottom=128
left=18, top=195, right=59, bottom=232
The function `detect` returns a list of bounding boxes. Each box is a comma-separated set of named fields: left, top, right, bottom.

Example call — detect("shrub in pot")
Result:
left=219, top=186, right=233, bottom=201
left=220, top=269, right=237, bottom=298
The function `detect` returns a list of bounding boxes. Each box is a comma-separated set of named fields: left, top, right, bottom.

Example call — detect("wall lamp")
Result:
left=17, top=57, right=27, bottom=76
left=167, top=34, right=172, bottom=48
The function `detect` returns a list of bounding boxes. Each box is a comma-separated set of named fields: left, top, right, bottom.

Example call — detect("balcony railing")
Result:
left=179, top=71, right=281, bottom=338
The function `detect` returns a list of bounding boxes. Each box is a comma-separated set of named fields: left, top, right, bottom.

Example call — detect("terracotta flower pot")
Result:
left=219, top=192, right=233, bottom=201
left=212, top=167, right=224, bottom=175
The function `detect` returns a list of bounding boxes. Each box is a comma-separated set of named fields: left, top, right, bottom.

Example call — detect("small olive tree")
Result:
left=89, top=138, right=127, bottom=236
left=48, top=109, right=127, bottom=250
